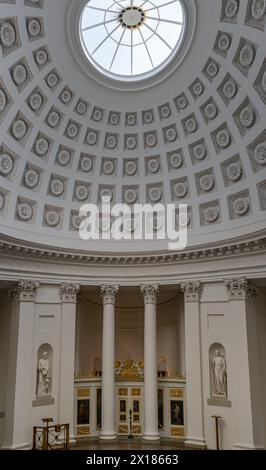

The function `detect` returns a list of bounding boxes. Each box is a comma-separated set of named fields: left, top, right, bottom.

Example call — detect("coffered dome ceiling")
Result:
left=0, top=0, right=265, bottom=253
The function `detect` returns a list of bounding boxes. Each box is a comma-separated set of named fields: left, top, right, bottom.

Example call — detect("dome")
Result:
left=0, top=0, right=265, bottom=254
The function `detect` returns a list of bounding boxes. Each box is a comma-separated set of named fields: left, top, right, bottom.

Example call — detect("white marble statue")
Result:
left=37, top=351, right=50, bottom=396
left=211, top=348, right=227, bottom=397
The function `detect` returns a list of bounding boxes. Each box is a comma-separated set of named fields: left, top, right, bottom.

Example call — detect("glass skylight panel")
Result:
left=79, top=0, right=185, bottom=81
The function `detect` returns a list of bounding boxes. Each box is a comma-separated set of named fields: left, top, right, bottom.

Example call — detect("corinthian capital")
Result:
left=140, top=284, right=159, bottom=305
left=224, top=278, right=257, bottom=300
left=9, top=280, right=39, bottom=304
left=60, top=283, right=80, bottom=303
left=180, top=281, right=201, bottom=302
left=101, top=285, right=119, bottom=305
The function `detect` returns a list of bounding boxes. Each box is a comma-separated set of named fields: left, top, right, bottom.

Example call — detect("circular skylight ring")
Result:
left=79, top=0, right=186, bottom=82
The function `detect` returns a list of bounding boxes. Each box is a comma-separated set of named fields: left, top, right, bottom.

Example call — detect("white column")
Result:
left=59, top=283, right=80, bottom=442
left=74, top=294, right=81, bottom=376
left=3, top=281, right=39, bottom=449
left=181, top=281, right=206, bottom=449
left=141, top=284, right=160, bottom=441
left=225, top=278, right=264, bottom=450
left=100, top=285, right=119, bottom=440
left=177, top=293, right=186, bottom=377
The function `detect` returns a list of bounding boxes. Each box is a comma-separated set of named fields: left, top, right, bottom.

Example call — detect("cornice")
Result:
left=0, top=232, right=265, bottom=267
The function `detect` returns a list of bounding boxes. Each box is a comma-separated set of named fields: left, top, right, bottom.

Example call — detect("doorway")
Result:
left=116, top=385, right=143, bottom=436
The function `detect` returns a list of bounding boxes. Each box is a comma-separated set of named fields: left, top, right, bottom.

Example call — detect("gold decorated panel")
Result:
left=77, top=426, right=90, bottom=436
left=77, top=388, right=90, bottom=398
left=118, top=425, right=128, bottom=434
left=171, top=427, right=185, bottom=437
left=118, top=388, right=128, bottom=396
left=170, top=389, right=184, bottom=398
left=131, top=388, right=141, bottom=396
left=132, top=425, right=142, bottom=435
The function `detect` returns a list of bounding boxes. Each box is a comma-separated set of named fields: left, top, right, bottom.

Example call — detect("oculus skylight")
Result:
left=79, top=0, right=186, bottom=81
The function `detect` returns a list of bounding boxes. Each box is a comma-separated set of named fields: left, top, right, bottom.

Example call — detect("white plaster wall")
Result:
left=2, top=283, right=78, bottom=447
left=200, top=282, right=234, bottom=450
left=200, top=283, right=266, bottom=450
left=31, top=285, right=62, bottom=428
left=76, top=302, right=102, bottom=375
left=158, top=323, right=178, bottom=377
left=116, top=327, right=144, bottom=364
left=0, top=292, right=11, bottom=446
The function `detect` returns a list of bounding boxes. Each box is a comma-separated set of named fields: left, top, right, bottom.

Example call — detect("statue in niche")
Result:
left=210, top=344, right=227, bottom=398
left=36, top=344, right=52, bottom=397
left=37, top=352, right=50, bottom=396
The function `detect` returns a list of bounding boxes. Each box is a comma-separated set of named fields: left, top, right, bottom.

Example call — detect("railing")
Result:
left=33, top=420, right=70, bottom=450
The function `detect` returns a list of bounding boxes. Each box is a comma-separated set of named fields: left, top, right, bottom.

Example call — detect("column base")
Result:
left=1, top=442, right=31, bottom=450
left=185, top=438, right=206, bottom=449
left=69, top=435, right=77, bottom=446
left=233, top=443, right=265, bottom=450
left=99, top=432, right=117, bottom=441
left=142, top=433, right=160, bottom=441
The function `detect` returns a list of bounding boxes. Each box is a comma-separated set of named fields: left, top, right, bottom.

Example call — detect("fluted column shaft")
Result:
left=100, top=285, right=119, bottom=440
left=141, top=284, right=160, bottom=441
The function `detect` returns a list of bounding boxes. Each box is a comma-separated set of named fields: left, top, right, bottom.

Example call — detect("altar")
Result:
left=74, top=360, right=186, bottom=440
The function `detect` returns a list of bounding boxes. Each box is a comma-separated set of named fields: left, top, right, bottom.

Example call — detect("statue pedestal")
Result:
left=207, top=397, right=232, bottom=408
left=32, top=396, right=55, bottom=407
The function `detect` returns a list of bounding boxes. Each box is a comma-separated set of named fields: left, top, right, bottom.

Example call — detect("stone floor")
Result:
left=72, top=439, right=187, bottom=450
